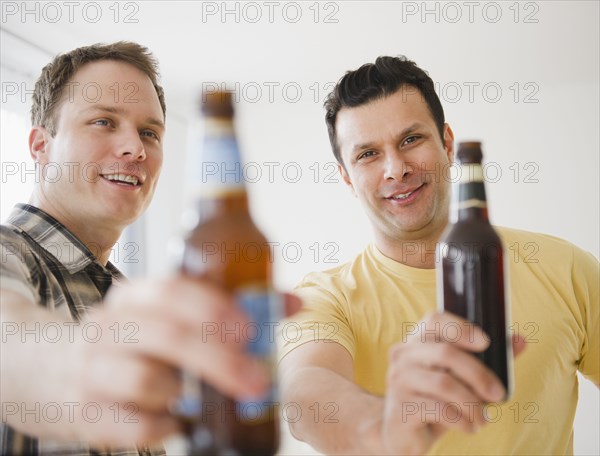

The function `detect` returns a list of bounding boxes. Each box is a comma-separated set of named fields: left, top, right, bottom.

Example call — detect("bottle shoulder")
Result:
left=186, top=212, right=267, bottom=243
left=441, top=219, right=502, bottom=244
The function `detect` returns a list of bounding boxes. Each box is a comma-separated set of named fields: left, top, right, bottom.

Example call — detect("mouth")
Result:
left=384, top=183, right=425, bottom=204
left=100, top=173, right=142, bottom=187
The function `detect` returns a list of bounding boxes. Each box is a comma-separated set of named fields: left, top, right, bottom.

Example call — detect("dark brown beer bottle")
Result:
left=437, top=141, right=513, bottom=399
left=178, top=91, right=280, bottom=455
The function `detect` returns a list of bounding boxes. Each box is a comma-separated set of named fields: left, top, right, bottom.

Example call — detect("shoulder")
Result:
left=1, top=223, right=40, bottom=263
left=496, top=226, right=598, bottom=266
left=0, top=224, right=41, bottom=303
left=497, top=225, right=575, bottom=247
left=1, top=223, right=26, bottom=243
left=295, top=247, right=371, bottom=295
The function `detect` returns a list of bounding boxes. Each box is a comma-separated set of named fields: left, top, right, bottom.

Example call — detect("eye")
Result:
left=357, top=150, right=376, bottom=161
left=93, top=119, right=112, bottom=127
left=141, top=129, right=160, bottom=141
left=402, top=135, right=421, bottom=146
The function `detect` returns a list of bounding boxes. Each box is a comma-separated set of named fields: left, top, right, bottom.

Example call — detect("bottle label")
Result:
left=173, top=288, right=282, bottom=425
left=453, top=165, right=487, bottom=215
left=175, top=371, right=203, bottom=418
left=235, top=288, right=281, bottom=424
left=186, top=122, right=245, bottom=198
left=459, top=164, right=484, bottom=183
left=455, top=199, right=488, bottom=210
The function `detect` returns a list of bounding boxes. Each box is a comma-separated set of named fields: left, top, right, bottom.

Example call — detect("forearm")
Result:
left=1, top=290, right=80, bottom=439
left=281, top=365, right=385, bottom=455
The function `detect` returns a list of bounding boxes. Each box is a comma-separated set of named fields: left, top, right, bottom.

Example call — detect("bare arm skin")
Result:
left=280, top=312, right=526, bottom=455
left=1, top=278, right=300, bottom=447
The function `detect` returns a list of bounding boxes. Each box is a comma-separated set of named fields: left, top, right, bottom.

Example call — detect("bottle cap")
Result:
left=201, top=91, right=234, bottom=118
left=456, top=141, right=483, bottom=164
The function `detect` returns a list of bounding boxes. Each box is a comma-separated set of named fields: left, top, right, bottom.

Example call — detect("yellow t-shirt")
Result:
left=278, top=227, right=599, bottom=455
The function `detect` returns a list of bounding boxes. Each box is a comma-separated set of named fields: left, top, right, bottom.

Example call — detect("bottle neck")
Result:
left=196, top=190, right=250, bottom=219
left=185, top=115, right=249, bottom=207
left=201, top=117, right=246, bottom=192
left=454, top=163, right=489, bottom=221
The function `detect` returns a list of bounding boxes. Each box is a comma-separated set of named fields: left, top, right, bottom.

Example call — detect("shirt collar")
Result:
left=6, top=203, right=123, bottom=277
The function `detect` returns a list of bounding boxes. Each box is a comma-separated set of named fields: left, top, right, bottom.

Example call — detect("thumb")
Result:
left=512, top=333, right=527, bottom=357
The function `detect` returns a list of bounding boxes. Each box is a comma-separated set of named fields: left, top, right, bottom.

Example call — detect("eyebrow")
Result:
left=82, top=105, right=165, bottom=131
left=351, top=122, right=425, bottom=154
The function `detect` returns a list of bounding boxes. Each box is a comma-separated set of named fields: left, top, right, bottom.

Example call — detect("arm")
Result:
left=1, top=288, right=89, bottom=438
left=279, top=341, right=384, bottom=454
left=573, top=248, right=600, bottom=388
left=280, top=312, right=525, bottom=455
left=1, top=278, right=271, bottom=446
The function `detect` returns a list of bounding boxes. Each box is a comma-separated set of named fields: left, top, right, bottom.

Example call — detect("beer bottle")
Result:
left=178, top=90, right=280, bottom=455
left=437, top=141, right=513, bottom=399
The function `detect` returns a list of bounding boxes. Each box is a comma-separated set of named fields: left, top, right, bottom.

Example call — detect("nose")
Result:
left=383, top=152, right=414, bottom=181
left=116, top=128, right=146, bottom=161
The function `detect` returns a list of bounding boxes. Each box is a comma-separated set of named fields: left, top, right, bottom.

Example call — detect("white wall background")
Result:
left=1, top=1, right=598, bottom=454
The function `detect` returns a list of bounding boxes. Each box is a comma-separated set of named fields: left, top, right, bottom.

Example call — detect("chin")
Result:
left=106, top=206, right=143, bottom=226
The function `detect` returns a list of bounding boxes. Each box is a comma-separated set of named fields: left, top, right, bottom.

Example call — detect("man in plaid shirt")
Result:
left=0, top=42, right=297, bottom=455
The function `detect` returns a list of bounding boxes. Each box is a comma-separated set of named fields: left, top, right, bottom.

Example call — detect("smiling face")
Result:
left=336, top=85, right=454, bottom=246
left=29, top=59, right=165, bottom=235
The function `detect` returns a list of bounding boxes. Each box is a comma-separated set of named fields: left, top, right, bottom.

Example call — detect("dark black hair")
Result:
left=324, top=56, right=445, bottom=167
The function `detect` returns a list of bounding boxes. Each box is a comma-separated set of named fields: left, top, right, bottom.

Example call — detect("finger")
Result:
left=414, top=312, right=490, bottom=352
left=81, top=406, right=180, bottom=447
left=283, top=293, right=303, bottom=317
left=387, top=364, right=486, bottom=431
left=99, top=290, right=249, bottom=355
left=107, top=276, right=249, bottom=327
left=392, top=342, right=505, bottom=403
left=83, top=352, right=181, bottom=413
left=114, top=410, right=180, bottom=446
left=98, top=309, right=269, bottom=400
left=512, top=333, right=527, bottom=357
left=184, top=346, right=270, bottom=400
left=386, top=395, right=474, bottom=439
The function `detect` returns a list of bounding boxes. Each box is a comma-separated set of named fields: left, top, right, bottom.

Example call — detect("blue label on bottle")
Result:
left=236, top=289, right=281, bottom=423
left=237, top=289, right=281, bottom=356
left=201, top=137, right=244, bottom=188
left=173, top=289, right=282, bottom=424
left=173, top=371, right=202, bottom=418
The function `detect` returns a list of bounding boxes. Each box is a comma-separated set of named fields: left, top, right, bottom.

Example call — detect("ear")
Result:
left=338, top=163, right=357, bottom=198
left=29, top=126, right=51, bottom=164
left=443, top=123, right=455, bottom=163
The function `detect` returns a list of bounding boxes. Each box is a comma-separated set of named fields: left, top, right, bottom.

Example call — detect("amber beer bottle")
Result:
left=179, top=91, right=280, bottom=455
left=437, top=142, right=513, bottom=399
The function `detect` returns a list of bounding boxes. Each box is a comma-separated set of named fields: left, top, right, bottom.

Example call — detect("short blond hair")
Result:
left=31, top=41, right=166, bottom=136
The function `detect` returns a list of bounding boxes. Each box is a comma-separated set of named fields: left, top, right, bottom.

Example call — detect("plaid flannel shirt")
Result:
left=1, top=204, right=164, bottom=456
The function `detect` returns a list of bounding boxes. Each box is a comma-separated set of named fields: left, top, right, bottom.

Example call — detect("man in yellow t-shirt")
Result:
left=278, top=56, right=599, bottom=455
